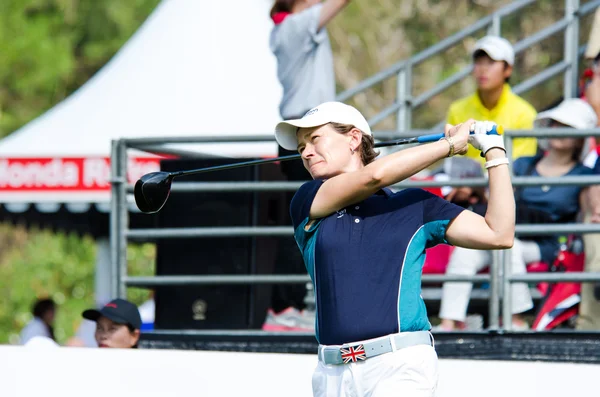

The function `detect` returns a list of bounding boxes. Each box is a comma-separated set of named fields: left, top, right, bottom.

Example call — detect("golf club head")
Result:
left=134, top=172, right=173, bottom=214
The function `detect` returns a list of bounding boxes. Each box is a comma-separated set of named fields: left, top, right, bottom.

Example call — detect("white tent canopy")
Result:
left=0, top=0, right=282, bottom=204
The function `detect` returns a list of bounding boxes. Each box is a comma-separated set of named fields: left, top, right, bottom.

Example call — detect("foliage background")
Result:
left=0, top=0, right=597, bottom=343
left=0, top=0, right=161, bottom=344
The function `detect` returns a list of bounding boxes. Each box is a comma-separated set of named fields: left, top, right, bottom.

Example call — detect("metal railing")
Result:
left=335, top=0, right=600, bottom=132
left=111, top=126, right=600, bottom=335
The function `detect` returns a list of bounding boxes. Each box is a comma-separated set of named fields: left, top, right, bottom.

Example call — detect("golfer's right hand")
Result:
left=468, top=121, right=505, bottom=156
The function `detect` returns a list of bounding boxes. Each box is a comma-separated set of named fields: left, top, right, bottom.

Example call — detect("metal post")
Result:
left=117, top=140, right=129, bottom=299
left=503, top=129, right=514, bottom=330
left=109, top=140, right=122, bottom=299
left=563, top=0, right=580, bottom=99
left=488, top=13, right=501, bottom=36
left=504, top=130, right=514, bottom=170
left=249, top=164, right=260, bottom=324
left=502, top=247, right=512, bottom=331
left=488, top=250, right=501, bottom=330
left=396, top=65, right=412, bottom=133
left=94, top=238, right=112, bottom=306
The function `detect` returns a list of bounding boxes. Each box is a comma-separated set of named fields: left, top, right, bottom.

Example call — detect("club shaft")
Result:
left=172, top=136, right=420, bottom=178
left=170, top=126, right=499, bottom=178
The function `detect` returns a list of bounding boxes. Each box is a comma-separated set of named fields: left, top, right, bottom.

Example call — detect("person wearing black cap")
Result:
left=82, top=298, right=142, bottom=349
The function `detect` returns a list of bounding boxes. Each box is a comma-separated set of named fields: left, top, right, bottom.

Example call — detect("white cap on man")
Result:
left=535, top=98, right=598, bottom=129
left=473, top=36, right=515, bottom=66
left=275, top=102, right=372, bottom=151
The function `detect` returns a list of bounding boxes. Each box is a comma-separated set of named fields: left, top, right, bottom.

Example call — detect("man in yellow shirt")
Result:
left=447, top=36, right=538, bottom=166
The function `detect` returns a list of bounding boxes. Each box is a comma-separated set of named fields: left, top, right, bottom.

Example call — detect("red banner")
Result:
left=0, top=157, right=161, bottom=192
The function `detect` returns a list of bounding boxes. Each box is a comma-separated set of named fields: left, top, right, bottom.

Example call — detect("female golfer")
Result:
left=275, top=101, right=514, bottom=397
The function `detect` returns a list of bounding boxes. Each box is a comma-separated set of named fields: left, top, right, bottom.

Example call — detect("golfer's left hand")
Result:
left=468, top=121, right=505, bottom=156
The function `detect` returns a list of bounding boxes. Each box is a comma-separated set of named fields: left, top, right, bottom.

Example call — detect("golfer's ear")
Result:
left=350, top=128, right=362, bottom=151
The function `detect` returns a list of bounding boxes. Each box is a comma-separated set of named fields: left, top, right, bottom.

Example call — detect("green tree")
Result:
left=0, top=0, right=160, bottom=137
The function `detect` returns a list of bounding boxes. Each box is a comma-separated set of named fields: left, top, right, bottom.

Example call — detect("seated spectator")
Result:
left=20, top=298, right=56, bottom=345
left=82, top=298, right=142, bottom=349
left=438, top=98, right=595, bottom=331
left=442, top=36, right=538, bottom=296
left=577, top=49, right=600, bottom=330
left=447, top=35, right=538, bottom=167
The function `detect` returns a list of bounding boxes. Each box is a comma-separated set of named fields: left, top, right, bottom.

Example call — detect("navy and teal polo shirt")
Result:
left=290, top=179, right=464, bottom=346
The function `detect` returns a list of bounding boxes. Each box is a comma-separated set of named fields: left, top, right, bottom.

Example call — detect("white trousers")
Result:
left=312, top=345, right=438, bottom=397
left=439, top=239, right=539, bottom=321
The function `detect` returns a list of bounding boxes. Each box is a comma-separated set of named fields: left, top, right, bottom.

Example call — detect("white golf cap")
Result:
left=473, top=36, right=515, bottom=66
left=274, top=101, right=372, bottom=151
left=535, top=98, right=598, bottom=130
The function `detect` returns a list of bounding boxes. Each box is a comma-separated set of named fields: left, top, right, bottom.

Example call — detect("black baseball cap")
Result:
left=82, top=298, right=142, bottom=330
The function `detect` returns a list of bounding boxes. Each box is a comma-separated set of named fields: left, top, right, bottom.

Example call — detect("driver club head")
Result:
left=134, top=172, right=174, bottom=214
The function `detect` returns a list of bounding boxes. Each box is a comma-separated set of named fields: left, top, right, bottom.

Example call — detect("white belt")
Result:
left=318, top=331, right=433, bottom=365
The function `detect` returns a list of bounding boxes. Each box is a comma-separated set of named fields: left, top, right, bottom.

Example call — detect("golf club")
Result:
left=134, top=126, right=502, bottom=214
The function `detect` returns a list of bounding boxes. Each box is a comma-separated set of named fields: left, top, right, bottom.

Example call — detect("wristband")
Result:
left=440, top=136, right=455, bottom=157
left=485, top=157, right=509, bottom=169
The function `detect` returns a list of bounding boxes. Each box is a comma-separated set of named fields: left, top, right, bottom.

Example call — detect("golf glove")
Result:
left=468, top=121, right=505, bottom=156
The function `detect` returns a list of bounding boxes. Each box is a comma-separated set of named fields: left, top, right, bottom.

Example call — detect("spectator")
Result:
left=267, top=0, right=351, bottom=323
left=270, top=0, right=350, bottom=122
left=20, top=298, right=56, bottom=345
left=447, top=35, right=538, bottom=167
left=577, top=50, right=600, bottom=330
left=438, top=98, right=595, bottom=331
left=439, top=37, right=538, bottom=330
left=82, top=298, right=142, bottom=349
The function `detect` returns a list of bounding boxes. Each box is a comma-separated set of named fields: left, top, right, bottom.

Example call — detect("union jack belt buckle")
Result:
left=340, top=344, right=367, bottom=364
